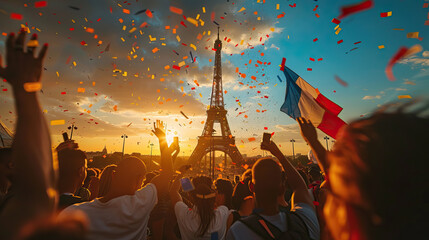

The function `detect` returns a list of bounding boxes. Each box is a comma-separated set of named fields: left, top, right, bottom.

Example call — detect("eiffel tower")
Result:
left=188, top=27, right=243, bottom=173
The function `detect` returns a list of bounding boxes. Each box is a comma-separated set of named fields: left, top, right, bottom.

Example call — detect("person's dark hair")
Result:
left=330, top=104, right=429, bottom=239
left=57, top=149, right=86, bottom=182
left=143, top=171, right=158, bottom=186
left=214, top=178, right=233, bottom=209
left=308, top=165, right=322, bottom=182
left=252, top=158, right=283, bottom=203
left=232, top=178, right=253, bottom=210
left=191, top=176, right=216, bottom=237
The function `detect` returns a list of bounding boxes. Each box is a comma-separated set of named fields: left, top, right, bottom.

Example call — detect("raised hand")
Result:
left=0, top=28, right=48, bottom=91
left=152, top=120, right=166, bottom=140
left=261, top=138, right=281, bottom=155
left=297, top=117, right=318, bottom=144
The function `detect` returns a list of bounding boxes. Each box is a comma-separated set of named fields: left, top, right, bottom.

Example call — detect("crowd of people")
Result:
left=0, top=29, right=428, bottom=240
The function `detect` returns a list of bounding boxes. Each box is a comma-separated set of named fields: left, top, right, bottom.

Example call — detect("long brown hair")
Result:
left=191, top=176, right=216, bottom=237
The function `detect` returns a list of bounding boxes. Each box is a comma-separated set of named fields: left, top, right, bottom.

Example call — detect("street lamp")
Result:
left=121, top=134, right=128, bottom=159
left=324, top=136, right=330, bottom=151
left=290, top=139, right=296, bottom=160
left=67, top=124, right=78, bottom=140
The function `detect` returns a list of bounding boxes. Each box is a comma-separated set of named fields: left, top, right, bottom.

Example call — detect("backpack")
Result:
left=238, top=209, right=310, bottom=240
left=231, top=210, right=242, bottom=225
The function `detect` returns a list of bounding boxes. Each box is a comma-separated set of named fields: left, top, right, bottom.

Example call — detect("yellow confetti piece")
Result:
left=129, top=27, right=137, bottom=33
left=378, top=45, right=385, bottom=49
left=176, top=35, right=181, bottom=42
left=178, top=61, right=185, bottom=67
left=276, top=4, right=280, bottom=10
left=149, top=35, right=156, bottom=41
left=335, top=27, right=342, bottom=35
left=73, top=61, right=77, bottom=67
left=23, top=82, right=42, bottom=92
left=238, top=7, right=246, bottom=13
left=27, top=39, right=39, bottom=47
left=270, top=28, right=275, bottom=32
left=202, top=7, right=206, bottom=13
left=77, top=88, right=85, bottom=93
left=406, top=32, right=419, bottom=39
left=51, top=120, right=65, bottom=126
left=190, top=44, right=196, bottom=51
left=398, top=95, right=412, bottom=99
left=187, top=17, right=198, bottom=26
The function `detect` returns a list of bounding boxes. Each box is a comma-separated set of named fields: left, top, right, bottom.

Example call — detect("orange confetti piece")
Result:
left=123, top=9, right=130, bottom=14
left=170, top=6, right=183, bottom=15
left=152, top=47, right=159, bottom=53
left=248, top=137, right=256, bottom=142
left=51, top=120, right=65, bottom=126
left=113, top=105, right=118, bottom=111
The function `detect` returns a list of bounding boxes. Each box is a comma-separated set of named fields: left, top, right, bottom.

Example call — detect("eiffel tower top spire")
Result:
left=210, top=27, right=224, bottom=109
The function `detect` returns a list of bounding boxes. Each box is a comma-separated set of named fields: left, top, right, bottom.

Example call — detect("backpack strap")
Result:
left=239, top=214, right=281, bottom=240
left=283, top=211, right=311, bottom=240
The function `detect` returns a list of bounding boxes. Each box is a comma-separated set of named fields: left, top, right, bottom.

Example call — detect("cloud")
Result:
left=400, top=51, right=429, bottom=66
left=362, top=95, right=381, bottom=100
left=395, top=88, right=407, bottom=91
left=422, top=51, right=429, bottom=58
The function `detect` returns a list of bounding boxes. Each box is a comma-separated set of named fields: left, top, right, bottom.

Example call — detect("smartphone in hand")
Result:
left=262, top=132, right=271, bottom=144
left=180, top=177, right=195, bottom=192
left=62, top=132, right=69, bottom=142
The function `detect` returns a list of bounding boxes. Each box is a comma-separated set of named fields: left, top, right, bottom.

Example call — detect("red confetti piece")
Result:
left=309, top=57, right=315, bottom=61
left=280, top=57, right=286, bottom=71
left=335, top=75, right=348, bottom=87
left=146, top=9, right=153, bottom=18
left=80, top=41, right=86, bottom=45
left=61, top=92, right=66, bottom=95
left=10, top=13, right=23, bottom=20
left=277, top=12, right=285, bottom=19
left=34, top=1, right=47, bottom=8
left=313, top=38, right=318, bottom=42
left=338, top=0, right=374, bottom=19
left=317, top=58, right=323, bottom=61
left=354, top=41, right=362, bottom=44
left=332, top=18, right=341, bottom=24
left=380, top=12, right=389, bottom=17
left=337, top=39, right=343, bottom=44
left=385, top=47, right=408, bottom=81
left=211, top=12, right=215, bottom=22
left=173, top=65, right=181, bottom=70
left=307, top=68, right=313, bottom=71
left=313, top=5, right=319, bottom=11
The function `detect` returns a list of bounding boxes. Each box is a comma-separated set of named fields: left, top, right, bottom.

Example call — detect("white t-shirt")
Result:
left=60, top=183, right=158, bottom=240
left=226, top=203, right=320, bottom=240
left=175, top=201, right=230, bottom=240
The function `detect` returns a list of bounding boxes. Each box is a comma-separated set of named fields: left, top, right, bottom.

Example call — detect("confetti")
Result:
left=406, top=32, right=419, bottom=39
left=335, top=75, right=348, bottom=87
left=398, top=95, right=412, bottom=99
left=10, top=13, right=23, bottom=20
left=248, top=137, right=256, bottom=142
left=170, top=6, right=183, bottom=15
left=380, top=11, right=392, bottom=17
left=385, top=44, right=422, bottom=81
left=51, top=120, right=65, bottom=126
left=332, top=18, right=341, bottom=24
left=237, top=7, right=246, bottom=13
left=378, top=45, right=385, bottom=49
left=113, top=105, right=118, bottom=111
left=338, top=0, right=373, bottom=19
left=34, top=1, right=47, bottom=8
left=23, top=82, right=42, bottom=92
left=180, top=111, right=189, bottom=119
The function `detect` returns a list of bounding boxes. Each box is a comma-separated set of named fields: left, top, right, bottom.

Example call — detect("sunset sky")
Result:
left=0, top=0, right=428, bottom=157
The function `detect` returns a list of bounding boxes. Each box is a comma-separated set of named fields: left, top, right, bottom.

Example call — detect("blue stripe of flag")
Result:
left=280, top=67, right=302, bottom=119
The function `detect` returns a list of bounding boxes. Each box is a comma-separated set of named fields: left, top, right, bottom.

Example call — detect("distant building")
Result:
left=85, top=146, right=108, bottom=159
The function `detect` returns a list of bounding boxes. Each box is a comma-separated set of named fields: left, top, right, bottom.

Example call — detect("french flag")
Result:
left=280, top=66, right=346, bottom=139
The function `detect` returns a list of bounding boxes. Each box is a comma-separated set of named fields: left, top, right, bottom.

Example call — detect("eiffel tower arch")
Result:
left=188, top=27, right=244, bottom=172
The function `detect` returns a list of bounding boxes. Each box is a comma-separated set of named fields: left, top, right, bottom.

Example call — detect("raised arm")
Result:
left=261, top=140, right=314, bottom=210
left=0, top=29, right=54, bottom=239
left=150, top=120, right=173, bottom=198
left=297, top=117, right=328, bottom=173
